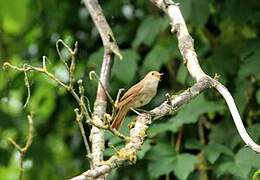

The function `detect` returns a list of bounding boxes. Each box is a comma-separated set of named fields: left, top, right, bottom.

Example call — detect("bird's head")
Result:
left=146, top=71, right=163, bottom=81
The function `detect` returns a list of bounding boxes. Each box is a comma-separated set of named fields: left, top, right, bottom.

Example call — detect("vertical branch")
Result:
left=82, top=0, right=121, bottom=177
left=91, top=49, right=112, bottom=173
left=82, top=0, right=121, bottom=58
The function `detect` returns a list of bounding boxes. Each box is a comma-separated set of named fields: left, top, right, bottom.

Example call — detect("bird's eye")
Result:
left=151, top=72, right=154, bottom=75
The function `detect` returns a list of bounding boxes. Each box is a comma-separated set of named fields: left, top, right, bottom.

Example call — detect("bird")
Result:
left=111, top=71, right=162, bottom=130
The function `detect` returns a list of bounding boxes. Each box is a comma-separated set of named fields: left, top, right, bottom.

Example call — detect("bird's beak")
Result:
left=156, top=73, right=163, bottom=81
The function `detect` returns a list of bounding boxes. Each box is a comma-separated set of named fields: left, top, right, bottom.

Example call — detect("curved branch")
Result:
left=215, top=83, right=260, bottom=152
left=150, top=0, right=260, bottom=152
left=82, top=0, right=121, bottom=58
left=70, top=78, right=213, bottom=179
left=71, top=1, right=260, bottom=179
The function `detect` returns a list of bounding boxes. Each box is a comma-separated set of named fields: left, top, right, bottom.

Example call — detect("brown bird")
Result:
left=111, top=71, right=162, bottom=130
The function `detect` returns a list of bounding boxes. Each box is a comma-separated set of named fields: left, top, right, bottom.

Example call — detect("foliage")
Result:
left=0, top=0, right=260, bottom=179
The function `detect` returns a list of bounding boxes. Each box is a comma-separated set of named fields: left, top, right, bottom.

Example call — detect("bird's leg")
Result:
left=132, top=108, right=151, bottom=114
left=129, top=107, right=143, bottom=116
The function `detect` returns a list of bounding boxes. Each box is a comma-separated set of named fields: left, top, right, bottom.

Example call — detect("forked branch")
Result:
left=8, top=112, right=34, bottom=180
left=150, top=0, right=260, bottom=152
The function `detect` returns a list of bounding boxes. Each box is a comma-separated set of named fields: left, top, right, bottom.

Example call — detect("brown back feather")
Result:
left=117, top=81, right=143, bottom=108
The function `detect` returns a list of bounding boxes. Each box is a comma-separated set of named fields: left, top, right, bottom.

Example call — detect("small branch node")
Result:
left=42, top=56, right=49, bottom=70
left=8, top=112, right=34, bottom=180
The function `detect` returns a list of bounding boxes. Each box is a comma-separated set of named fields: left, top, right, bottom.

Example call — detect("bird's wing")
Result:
left=118, top=82, right=143, bottom=107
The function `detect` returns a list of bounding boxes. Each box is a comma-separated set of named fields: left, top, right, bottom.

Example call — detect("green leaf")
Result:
left=239, top=40, right=260, bottom=78
left=184, top=139, right=204, bottom=150
left=87, top=48, right=104, bottom=75
left=132, top=16, right=168, bottom=48
left=217, top=162, right=251, bottom=180
left=1, top=89, right=23, bottom=115
left=247, top=124, right=260, bottom=141
left=178, top=0, right=210, bottom=26
left=0, top=152, right=20, bottom=180
left=148, top=121, right=178, bottom=137
left=143, top=43, right=171, bottom=72
left=29, top=81, right=56, bottom=123
left=146, top=143, right=175, bottom=160
left=0, top=0, right=28, bottom=34
left=256, top=90, right=260, bottom=104
left=137, top=140, right=151, bottom=159
left=253, top=169, right=260, bottom=180
left=147, top=143, right=176, bottom=178
left=176, top=64, right=189, bottom=84
left=236, top=148, right=260, bottom=168
left=209, top=119, right=241, bottom=149
left=168, top=95, right=224, bottom=132
left=172, top=154, right=198, bottom=180
left=149, top=95, right=224, bottom=136
left=148, top=156, right=175, bottom=178
left=234, top=78, right=251, bottom=114
left=217, top=148, right=260, bottom=179
left=147, top=143, right=197, bottom=179
left=204, top=143, right=234, bottom=164
left=112, top=49, right=139, bottom=84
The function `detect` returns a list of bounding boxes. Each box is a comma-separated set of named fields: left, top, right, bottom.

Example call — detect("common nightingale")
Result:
left=111, top=71, right=162, bottom=130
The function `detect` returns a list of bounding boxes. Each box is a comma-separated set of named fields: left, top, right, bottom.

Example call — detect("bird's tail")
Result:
left=111, top=107, right=128, bottom=130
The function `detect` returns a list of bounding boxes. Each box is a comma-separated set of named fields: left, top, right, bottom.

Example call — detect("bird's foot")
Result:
left=130, top=108, right=151, bottom=115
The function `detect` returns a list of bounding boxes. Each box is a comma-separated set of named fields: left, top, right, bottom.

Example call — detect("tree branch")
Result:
left=71, top=1, right=260, bottom=178
left=8, top=112, right=34, bottom=180
left=70, top=78, right=213, bottom=179
left=149, top=0, right=260, bottom=152
left=82, top=0, right=121, bottom=178
left=82, top=0, right=121, bottom=59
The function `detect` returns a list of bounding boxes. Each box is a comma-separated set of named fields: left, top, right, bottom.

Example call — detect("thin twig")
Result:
left=175, top=126, right=183, bottom=153
left=23, top=68, right=30, bottom=108
left=89, top=71, right=115, bottom=105
left=74, top=108, right=93, bottom=167
left=8, top=112, right=34, bottom=180
left=3, top=41, right=93, bottom=161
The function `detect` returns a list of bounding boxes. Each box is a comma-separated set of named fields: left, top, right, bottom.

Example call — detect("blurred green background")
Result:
left=1, top=0, right=260, bottom=179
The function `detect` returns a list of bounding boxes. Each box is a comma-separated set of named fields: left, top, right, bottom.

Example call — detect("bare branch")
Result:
left=74, top=108, right=93, bottom=167
left=23, top=67, right=31, bottom=108
left=150, top=0, right=260, bottom=152
left=3, top=40, right=94, bottom=161
left=8, top=112, right=34, bottom=180
left=82, top=0, right=121, bottom=176
left=70, top=78, right=213, bottom=179
left=82, top=0, right=121, bottom=59
left=90, top=49, right=112, bottom=175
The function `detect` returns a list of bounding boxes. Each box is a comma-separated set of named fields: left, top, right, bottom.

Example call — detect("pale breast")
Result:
left=129, top=79, right=158, bottom=108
